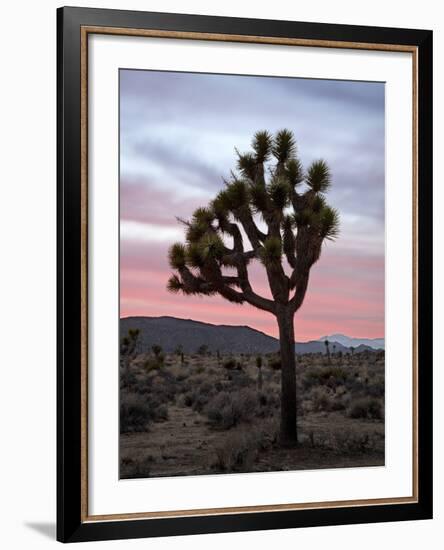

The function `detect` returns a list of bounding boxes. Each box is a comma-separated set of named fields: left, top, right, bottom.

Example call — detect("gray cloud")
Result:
left=120, top=68, right=384, bottom=228
left=128, top=138, right=224, bottom=192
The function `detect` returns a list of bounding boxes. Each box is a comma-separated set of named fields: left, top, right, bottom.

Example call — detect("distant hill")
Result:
left=295, top=340, right=350, bottom=355
left=120, top=316, right=280, bottom=354
left=121, top=316, right=383, bottom=355
left=319, top=333, right=384, bottom=350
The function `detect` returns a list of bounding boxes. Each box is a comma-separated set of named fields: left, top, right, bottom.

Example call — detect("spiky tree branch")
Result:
left=168, top=129, right=339, bottom=319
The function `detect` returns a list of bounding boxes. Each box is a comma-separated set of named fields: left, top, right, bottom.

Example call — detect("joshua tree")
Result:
left=167, top=129, right=339, bottom=445
left=324, top=339, right=331, bottom=364
left=197, top=344, right=209, bottom=355
left=256, top=355, right=263, bottom=391
left=174, top=344, right=183, bottom=356
left=151, top=344, right=163, bottom=365
left=120, top=328, right=140, bottom=374
left=174, top=344, right=185, bottom=365
left=152, top=344, right=162, bottom=357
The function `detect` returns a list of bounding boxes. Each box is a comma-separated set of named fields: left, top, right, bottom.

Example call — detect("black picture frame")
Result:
left=57, top=6, right=433, bottom=543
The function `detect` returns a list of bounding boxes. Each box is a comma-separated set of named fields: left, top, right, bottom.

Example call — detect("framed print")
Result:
left=57, top=6, right=433, bottom=543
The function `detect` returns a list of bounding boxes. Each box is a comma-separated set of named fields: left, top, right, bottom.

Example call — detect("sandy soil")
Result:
left=120, top=404, right=384, bottom=479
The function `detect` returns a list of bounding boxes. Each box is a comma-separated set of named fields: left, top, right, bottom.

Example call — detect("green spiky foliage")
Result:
left=121, top=328, right=139, bottom=357
left=120, top=328, right=140, bottom=377
left=306, top=160, right=331, bottom=193
left=259, top=237, right=283, bottom=267
left=272, top=129, right=296, bottom=163
left=324, top=339, right=331, bottom=364
left=166, top=129, right=340, bottom=445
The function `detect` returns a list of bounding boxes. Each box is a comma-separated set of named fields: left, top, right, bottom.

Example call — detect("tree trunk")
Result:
left=277, top=308, right=298, bottom=446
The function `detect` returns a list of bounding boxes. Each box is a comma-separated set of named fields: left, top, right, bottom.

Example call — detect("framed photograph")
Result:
left=57, top=6, right=433, bottom=543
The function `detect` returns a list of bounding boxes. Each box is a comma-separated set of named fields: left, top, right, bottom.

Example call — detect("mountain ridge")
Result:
left=319, top=333, right=384, bottom=350
left=120, top=316, right=384, bottom=355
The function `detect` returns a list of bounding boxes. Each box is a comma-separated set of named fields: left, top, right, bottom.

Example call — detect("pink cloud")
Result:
left=120, top=181, right=384, bottom=341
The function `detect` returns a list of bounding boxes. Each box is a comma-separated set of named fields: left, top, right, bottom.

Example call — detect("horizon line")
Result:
left=119, top=314, right=384, bottom=341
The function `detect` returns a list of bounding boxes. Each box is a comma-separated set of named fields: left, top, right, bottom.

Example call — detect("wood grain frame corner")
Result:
left=57, top=6, right=432, bottom=543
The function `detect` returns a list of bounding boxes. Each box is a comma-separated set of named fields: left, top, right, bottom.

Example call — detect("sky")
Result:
left=120, top=69, right=385, bottom=341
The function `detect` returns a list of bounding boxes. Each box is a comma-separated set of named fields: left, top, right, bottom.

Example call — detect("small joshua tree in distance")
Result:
left=174, top=344, right=185, bottom=365
left=197, top=344, right=209, bottom=355
left=151, top=344, right=164, bottom=366
left=120, top=328, right=140, bottom=375
left=174, top=344, right=183, bottom=356
left=256, top=355, right=263, bottom=391
left=167, top=129, right=339, bottom=445
left=324, top=339, right=331, bottom=364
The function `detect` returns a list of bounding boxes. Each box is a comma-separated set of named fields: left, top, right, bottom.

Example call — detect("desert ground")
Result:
left=120, top=346, right=384, bottom=479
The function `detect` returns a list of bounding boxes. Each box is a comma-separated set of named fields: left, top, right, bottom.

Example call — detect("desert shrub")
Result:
left=302, top=427, right=380, bottom=453
left=227, top=370, right=253, bottom=389
left=223, top=357, right=237, bottom=370
left=303, top=368, right=321, bottom=389
left=182, top=391, right=195, bottom=407
left=133, top=378, right=154, bottom=396
left=120, top=389, right=171, bottom=432
left=155, top=369, right=179, bottom=396
left=198, top=380, right=213, bottom=394
left=197, top=344, right=209, bottom=355
left=268, top=357, right=281, bottom=370
left=156, top=404, right=169, bottom=420
left=175, top=372, right=188, bottom=382
left=329, top=394, right=348, bottom=411
left=179, top=381, right=215, bottom=412
left=192, top=391, right=211, bottom=412
left=174, top=344, right=183, bottom=355
left=212, top=430, right=259, bottom=472
left=333, top=429, right=384, bottom=454
left=256, top=390, right=280, bottom=417
left=144, top=357, right=163, bottom=373
left=366, top=377, right=385, bottom=398
left=189, top=374, right=204, bottom=386
left=253, top=419, right=280, bottom=450
left=301, top=429, right=329, bottom=449
left=205, top=389, right=257, bottom=429
left=303, top=366, right=348, bottom=390
left=348, top=397, right=383, bottom=420
left=151, top=344, right=163, bottom=357
left=205, top=392, right=233, bottom=427
left=345, top=376, right=367, bottom=395
left=310, top=387, right=333, bottom=412
left=120, top=394, right=152, bottom=433
left=120, top=369, right=137, bottom=390
left=258, top=392, right=268, bottom=407
left=150, top=395, right=172, bottom=420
